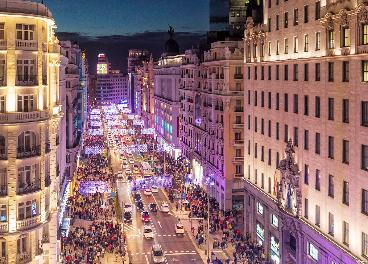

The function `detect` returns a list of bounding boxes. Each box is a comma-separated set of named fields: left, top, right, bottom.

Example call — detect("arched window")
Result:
left=17, top=131, right=36, bottom=152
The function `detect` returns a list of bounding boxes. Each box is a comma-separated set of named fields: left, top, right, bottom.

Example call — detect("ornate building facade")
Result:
left=243, top=0, right=368, bottom=262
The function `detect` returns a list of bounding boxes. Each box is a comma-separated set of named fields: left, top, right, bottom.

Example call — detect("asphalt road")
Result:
left=111, top=150, right=203, bottom=264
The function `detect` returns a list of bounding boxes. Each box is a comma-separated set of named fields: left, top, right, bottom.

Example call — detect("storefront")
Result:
left=270, top=235, right=280, bottom=264
left=191, top=158, right=203, bottom=185
left=256, top=221, right=265, bottom=246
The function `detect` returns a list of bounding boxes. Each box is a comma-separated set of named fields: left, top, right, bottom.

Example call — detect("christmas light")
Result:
left=130, top=175, right=172, bottom=191
left=141, top=128, right=155, bottom=135
left=133, top=120, right=144, bottom=126
left=88, top=129, right=104, bottom=136
left=84, top=145, right=104, bottom=154
left=90, top=121, right=102, bottom=127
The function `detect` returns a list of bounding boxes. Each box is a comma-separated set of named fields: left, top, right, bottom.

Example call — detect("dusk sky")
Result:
left=43, top=0, right=209, bottom=72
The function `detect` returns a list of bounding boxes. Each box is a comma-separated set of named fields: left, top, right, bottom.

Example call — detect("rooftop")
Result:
left=0, top=0, right=53, bottom=19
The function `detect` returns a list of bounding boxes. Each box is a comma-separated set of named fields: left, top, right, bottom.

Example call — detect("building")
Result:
left=127, top=49, right=151, bottom=112
left=0, top=0, right=66, bottom=263
left=95, top=54, right=128, bottom=104
left=180, top=41, right=245, bottom=210
left=242, top=0, right=368, bottom=262
left=154, top=28, right=183, bottom=158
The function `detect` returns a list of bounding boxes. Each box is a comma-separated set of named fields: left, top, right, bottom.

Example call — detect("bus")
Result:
left=141, top=162, right=154, bottom=175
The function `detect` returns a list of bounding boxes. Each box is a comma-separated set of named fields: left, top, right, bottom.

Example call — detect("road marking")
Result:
left=166, top=252, right=197, bottom=256
left=145, top=254, right=149, bottom=264
left=157, top=220, right=162, bottom=228
left=167, top=235, right=171, bottom=236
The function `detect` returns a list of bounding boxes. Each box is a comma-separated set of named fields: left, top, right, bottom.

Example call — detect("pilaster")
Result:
left=7, top=126, right=17, bottom=233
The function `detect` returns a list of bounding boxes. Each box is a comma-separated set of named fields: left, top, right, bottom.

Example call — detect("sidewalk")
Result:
left=162, top=189, right=241, bottom=263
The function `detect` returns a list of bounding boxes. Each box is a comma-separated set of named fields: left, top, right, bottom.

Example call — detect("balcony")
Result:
left=45, top=141, right=51, bottom=153
left=233, top=157, right=244, bottom=163
left=233, top=123, right=244, bottom=130
left=16, top=75, right=38, bottom=86
left=0, top=146, right=6, bottom=160
left=234, top=107, right=243, bottom=112
left=233, top=173, right=244, bottom=179
left=357, top=45, right=368, bottom=54
left=234, top=74, right=243, bottom=79
left=0, top=40, right=6, bottom=50
left=17, top=145, right=41, bottom=159
left=217, top=122, right=224, bottom=129
left=0, top=222, right=8, bottom=233
left=16, top=252, right=32, bottom=264
left=17, top=179, right=41, bottom=195
left=15, top=40, right=38, bottom=50
left=0, top=110, right=50, bottom=124
left=17, top=215, right=41, bottom=231
left=0, top=256, right=6, bottom=264
left=42, top=233, right=50, bottom=243
left=45, top=174, right=51, bottom=187
left=233, top=140, right=244, bottom=147
left=0, top=185, right=6, bottom=197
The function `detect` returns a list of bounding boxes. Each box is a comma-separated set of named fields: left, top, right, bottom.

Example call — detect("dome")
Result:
left=163, top=38, right=179, bottom=56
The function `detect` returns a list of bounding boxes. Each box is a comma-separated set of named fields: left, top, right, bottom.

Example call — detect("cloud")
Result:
left=55, top=30, right=206, bottom=74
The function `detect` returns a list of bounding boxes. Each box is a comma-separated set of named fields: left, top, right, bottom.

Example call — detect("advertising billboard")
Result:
left=97, top=63, right=107, bottom=74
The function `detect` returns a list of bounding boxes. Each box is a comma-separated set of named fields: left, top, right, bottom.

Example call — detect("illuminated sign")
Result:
left=97, top=63, right=107, bottom=74
left=79, top=181, right=110, bottom=194
left=98, top=53, right=105, bottom=57
left=91, top=109, right=100, bottom=115
left=271, top=236, right=280, bottom=255
left=271, top=214, right=278, bottom=227
left=256, top=222, right=264, bottom=240
left=195, top=118, right=201, bottom=125
left=308, top=243, right=318, bottom=261
left=84, top=145, right=104, bottom=155
left=90, top=121, right=102, bottom=127
left=141, top=128, right=155, bottom=135
left=32, top=204, right=37, bottom=216
left=88, top=129, right=104, bottom=136
left=130, top=175, right=172, bottom=191
left=59, top=182, right=70, bottom=226
left=90, top=115, right=100, bottom=120
left=136, top=91, right=139, bottom=109
left=128, top=115, right=136, bottom=120
left=133, top=120, right=144, bottom=126
left=257, top=202, right=263, bottom=215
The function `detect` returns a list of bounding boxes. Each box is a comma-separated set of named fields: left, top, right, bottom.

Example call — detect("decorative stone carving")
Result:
left=326, top=14, right=334, bottom=29
left=358, top=4, right=368, bottom=23
left=233, top=48, right=242, bottom=57
left=277, top=140, right=302, bottom=217
left=245, top=17, right=254, bottom=30
left=225, top=98, right=231, bottom=110
left=339, top=9, right=349, bottom=26
left=224, top=47, right=231, bottom=60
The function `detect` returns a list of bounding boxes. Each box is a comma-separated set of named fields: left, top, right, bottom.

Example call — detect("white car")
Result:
left=144, top=189, right=152, bottom=196
left=117, top=171, right=124, bottom=182
left=151, top=187, right=158, bottom=193
left=122, top=158, right=128, bottom=163
left=122, top=162, right=128, bottom=169
left=124, top=203, right=132, bottom=213
left=161, top=204, right=170, bottom=213
left=144, top=225, right=153, bottom=239
left=175, top=224, right=184, bottom=234
left=129, top=159, right=135, bottom=164
left=125, top=169, right=132, bottom=175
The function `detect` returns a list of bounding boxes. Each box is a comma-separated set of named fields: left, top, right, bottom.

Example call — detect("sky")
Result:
left=41, top=0, right=210, bottom=72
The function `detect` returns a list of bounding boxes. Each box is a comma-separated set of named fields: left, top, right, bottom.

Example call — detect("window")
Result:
left=261, top=118, right=264, bottom=134
left=315, top=169, right=321, bottom=190
left=268, top=120, right=272, bottom=137
left=255, top=117, right=258, bottom=132
left=268, top=92, right=272, bottom=109
left=304, top=63, right=309, bottom=81
left=328, top=98, right=334, bottom=120
left=255, top=91, right=258, bottom=106
left=284, top=65, right=288, bottom=80
left=315, top=1, right=321, bottom=20
left=0, top=205, right=6, bottom=222
left=363, top=189, right=368, bottom=215
left=236, top=165, right=242, bottom=174
left=248, top=90, right=251, bottom=105
left=248, top=67, right=251, bottom=80
left=304, top=164, right=309, bottom=184
left=294, top=127, right=298, bottom=146
left=304, top=130, right=309, bottom=150
left=276, top=93, right=279, bottom=110
left=248, top=165, right=251, bottom=180
left=304, top=34, right=309, bottom=52
left=304, top=5, right=309, bottom=23
left=268, top=177, right=271, bottom=193
left=16, top=24, right=35, bottom=40
left=257, top=202, right=263, bottom=215
left=248, top=140, right=251, bottom=155
left=328, top=212, right=334, bottom=236
left=328, top=62, right=334, bottom=82
left=261, top=66, right=264, bottom=80
left=294, top=9, right=298, bottom=25
left=276, top=40, right=280, bottom=55
left=284, top=12, right=288, bottom=28
left=255, top=66, right=258, bottom=80
left=328, top=174, right=334, bottom=197
left=276, top=65, right=279, bottom=79
left=276, top=15, right=279, bottom=30
left=254, top=43, right=258, bottom=58
left=261, top=146, right=264, bottom=161
left=293, top=64, right=298, bottom=81
left=343, top=140, right=349, bottom=164
left=315, top=205, right=320, bottom=226
left=268, top=42, right=272, bottom=56
left=17, top=94, right=35, bottom=112
left=343, top=27, right=350, bottom=47
left=276, top=122, right=279, bottom=140
left=341, top=61, right=349, bottom=82
left=304, top=95, right=309, bottom=115
left=276, top=152, right=280, bottom=166
left=268, top=66, right=272, bottom=80
left=261, top=43, right=265, bottom=57
left=284, top=38, right=289, bottom=54
left=293, top=94, right=298, bottom=113
left=268, top=149, right=272, bottom=165
left=284, top=93, right=288, bottom=112
left=248, top=115, right=251, bottom=130
left=363, top=145, right=368, bottom=170
left=268, top=17, right=272, bottom=32
left=17, top=236, right=27, bottom=254
left=363, top=23, right=368, bottom=45
left=316, top=32, right=321, bottom=50
left=16, top=59, right=36, bottom=85
left=328, top=136, right=334, bottom=159
left=304, top=198, right=308, bottom=218
left=268, top=0, right=271, bottom=8
left=328, top=30, right=335, bottom=49
left=18, top=199, right=37, bottom=220
left=315, top=133, right=320, bottom=154
left=363, top=61, right=368, bottom=82
left=363, top=233, right=368, bottom=257
left=342, top=99, right=349, bottom=123
left=315, top=63, right=320, bottom=81
left=236, top=116, right=241, bottom=124
left=343, top=181, right=349, bottom=205
left=343, top=221, right=349, bottom=245
left=315, top=96, right=320, bottom=118
left=0, top=96, right=5, bottom=113
left=255, top=169, right=258, bottom=183
left=0, top=23, right=4, bottom=40
left=271, top=214, right=278, bottom=227
left=18, top=131, right=37, bottom=153
left=284, top=124, right=288, bottom=142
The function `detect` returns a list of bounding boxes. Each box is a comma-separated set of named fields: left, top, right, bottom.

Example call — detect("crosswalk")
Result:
left=132, top=250, right=196, bottom=256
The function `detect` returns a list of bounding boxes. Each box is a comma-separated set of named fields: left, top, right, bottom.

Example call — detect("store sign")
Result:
left=257, top=202, right=264, bottom=215
left=271, top=236, right=280, bottom=255
left=256, top=222, right=264, bottom=240
left=59, top=182, right=70, bottom=226
left=272, top=214, right=278, bottom=227
left=271, top=251, right=280, bottom=264
left=308, top=243, right=318, bottom=261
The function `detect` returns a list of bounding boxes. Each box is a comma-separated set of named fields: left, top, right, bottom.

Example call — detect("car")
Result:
left=141, top=211, right=150, bottom=222
left=175, top=224, right=184, bottom=234
left=124, top=203, right=132, bottom=212
left=123, top=212, right=132, bottom=222
left=144, top=225, right=154, bottom=239
left=135, top=174, right=142, bottom=180
left=136, top=201, right=144, bottom=211
left=122, top=158, right=128, bottom=163
left=133, top=164, right=139, bottom=169
left=151, top=186, right=158, bottom=193
left=129, top=159, right=135, bottom=164
left=133, top=193, right=142, bottom=202
left=127, top=175, right=133, bottom=181
left=117, top=171, right=124, bottom=182
left=133, top=168, right=140, bottom=174
left=144, top=189, right=152, bottom=196
left=160, top=204, right=170, bottom=213
left=151, top=245, right=165, bottom=264
left=149, top=203, right=157, bottom=212
left=125, top=169, right=132, bottom=175
left=122, top=162, right=128, bottom=169
left=127, top=153, right=133, bottom=158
